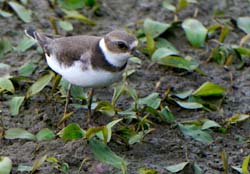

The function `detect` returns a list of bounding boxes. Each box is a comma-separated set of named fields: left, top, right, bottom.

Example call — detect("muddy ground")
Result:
left=1, top=0, right=250, bottom=173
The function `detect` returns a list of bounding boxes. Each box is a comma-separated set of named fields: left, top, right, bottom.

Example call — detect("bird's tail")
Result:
left=24, top=27, right=51, bottom=50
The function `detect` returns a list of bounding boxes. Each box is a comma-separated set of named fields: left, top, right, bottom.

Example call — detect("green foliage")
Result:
left=58, top=123, right=85, bottom=141
left=178, top=123, right=213, bottom=143
left=96, top=119, right=123, bottom=143
left=89, top=139, right=127, bottom=171
left=58, top=0, right=85, bottom=10
left=58, top=20, right=73, bottom=31
left=26, top=71, right=55, bottom=98
left=62, top=9, right=96, bottom=25
left=165, top=162, right=189, bottom=173
left=0, top=9, right=12, bottom=18
left=16, top=165, right=33, bottom=172
left=0, top=39, right=12, bottom=59
left=176, top=101, right=203, bottom=109
left=139, top=168, right=159, bottom=174
left=151, top=48, right=179, bottom=61
left=31, top=155, right=47, bottom=174
left=226, top=114, right=250, bottom=126
left=144, top=18, right=171, bottom=38
left=9, top=96, right=25, bottom=116
left=242, top=155, right=250, bottom=174
left=16, top=36, right=36, bottom=52
left=0, top=156, right=12, bottom=174
left=4, top=128, right=36, bottom=140
left=182, top=18, right=208, bottom=47
left=193, top=162, right=203, bottom=174
left=237, top=17, right=250, bottom=34
left=18, top=61, right=37, bottom=77
left=157, top=56, right=199, bottom=71
left=36, top=128, right=55, bottom=141
left=8, top=1, right=32, bottom=23
left=0, top=77, right=15, bottom=93
left=138, top=92, right=161, bottom=109
left=192, top=82, right=226, bottom=97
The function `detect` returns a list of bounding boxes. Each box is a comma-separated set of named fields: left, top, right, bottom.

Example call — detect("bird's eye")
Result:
left=117, top=41, right=128, bottom=50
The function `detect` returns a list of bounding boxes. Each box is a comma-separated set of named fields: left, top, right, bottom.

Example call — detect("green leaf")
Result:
left=58, top=20, right=73, bottom=31
left=62, top=9, right=96, bottom=25
left=96, top=119, right=122, bottom=142
left=178, top=124, right=213, bottom=143
left=138, top=92, right=161, bottom=109
left=17, top=165, right=33, bottom=172
left=26, top=71, right=54, bottom=98
left=242, top=155, right=250, bottom=174
left=36, top=128, right=55, bottom=141
left=5, top=128, right=35, bottom=140
left=128, top=131, right=144, bottom=145
left=221, top=150, right=229, bottom=174
left=58, top=123, right=85, bottom=141
left=16, top=36, right=36, bottom=52
left=176, top=0, right=189, bottom=12
left=155, top=38, right=178, bottom=52
left=89, top=139, right=127, bottom=170
left=201, top=120, right=221, bottom=130
left=160, top=106, right=175, bottom=123
left=174, top=89, right=193, bottom=99
left=18, top=62, right=37, bottom=77
left=139, top=168, right=159, bottom=174
left=9, top=96, right=25, bottom=116
left=162, top=1, right=176, bottom=11
left=0, top=77, right=15, bottom=93
left=146, top=33, right=155, bottom=54
left=58, top=0, right=85, bottom=10
left=232, top=166, right=242, bottom=173
left=156, top=56, right=199, bottom=71
left=165, top=162, right=189, bottom=173
left=176, top=101, right=203, bottom=109
left=0, top=63, right=11, bottom=79
left=193, top=82, right=226, bottom=97
left=8, top=1, right=32, bottom=23
left=193, top=162, right=203, bottom=174
left=95, top=101, right=116, bottom=116
left=31, top=155, right=47, bottom=174
left=0, top=156, right=12, bottom=174
left=0, top=9, right=12, bottom=18
left=85, top=127, right=108, bottom=143
left=112, top=84, right=125, bottom=106
left=233, top=46, right=250, bottom=56
left=237, top=17, right=250, bottom=34
left=85, top=0, right=96, bottom=7
left=70, top=85, right=86, bottom=99
left=152, top=48, right=179, bottom=61
left=182, top=18, right=207, bottom=47
left=0, top=39, right=12, bottom=59
left=144, top=18, right=171, bottom=38
left=226, top=114, right=250, bottom=126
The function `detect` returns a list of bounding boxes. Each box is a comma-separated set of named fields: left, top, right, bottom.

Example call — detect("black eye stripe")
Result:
left=117, top=41, right=128, bottom=50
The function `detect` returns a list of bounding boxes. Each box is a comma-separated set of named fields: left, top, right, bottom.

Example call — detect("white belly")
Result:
left=46, top=54, right=122, bottom=87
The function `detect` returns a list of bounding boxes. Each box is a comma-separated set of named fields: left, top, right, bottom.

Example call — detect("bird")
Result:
left=25, top=28, right=139, bottom=125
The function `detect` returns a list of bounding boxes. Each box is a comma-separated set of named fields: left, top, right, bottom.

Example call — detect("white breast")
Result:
left=45, top=54, right=122, bottom=88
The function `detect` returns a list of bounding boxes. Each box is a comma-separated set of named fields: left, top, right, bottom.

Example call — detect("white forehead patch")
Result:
left=99, top=38, right=130, bottom=67
left=130, top=40, right=138, bottom=49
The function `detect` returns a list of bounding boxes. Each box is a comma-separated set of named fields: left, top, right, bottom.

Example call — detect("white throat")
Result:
left=99, top=38, right=130, bottom=67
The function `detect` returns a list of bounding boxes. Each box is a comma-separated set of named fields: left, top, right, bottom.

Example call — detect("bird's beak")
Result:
left=131, top=49, right=144, bottom=59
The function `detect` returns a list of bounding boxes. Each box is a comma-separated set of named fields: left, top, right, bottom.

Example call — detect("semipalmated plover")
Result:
left=25, top=28, right=138, bottom=124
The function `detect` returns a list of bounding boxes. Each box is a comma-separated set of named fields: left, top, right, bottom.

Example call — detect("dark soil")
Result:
left=1, top=0, right=250, bottom=174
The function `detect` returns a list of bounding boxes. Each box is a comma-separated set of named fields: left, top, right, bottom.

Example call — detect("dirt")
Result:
left=1, top=0, right=250, bottom=174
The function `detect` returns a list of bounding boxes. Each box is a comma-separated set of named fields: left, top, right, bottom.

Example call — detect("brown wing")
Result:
left=47, top=36, right=101, bottom=66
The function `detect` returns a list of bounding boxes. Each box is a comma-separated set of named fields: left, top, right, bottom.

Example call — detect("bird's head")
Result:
left=99, top=30, right=139, bottom=67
